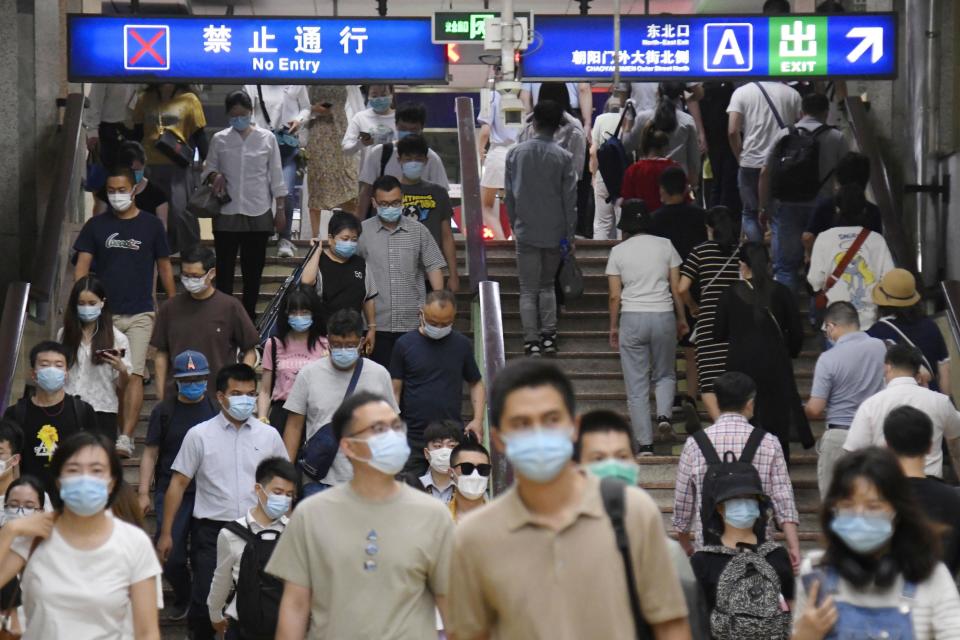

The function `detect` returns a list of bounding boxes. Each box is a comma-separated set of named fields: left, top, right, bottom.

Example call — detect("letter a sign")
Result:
left=703, top=23, right=753, bottom=72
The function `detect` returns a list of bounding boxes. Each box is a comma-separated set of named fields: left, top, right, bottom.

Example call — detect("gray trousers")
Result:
left=619, top=311, right=677, bottom=446
left=148, top=163, right=200, bottom=254
left=516, top=243, right=563, bottom=343
left=817, top=428, right=849, bottom=498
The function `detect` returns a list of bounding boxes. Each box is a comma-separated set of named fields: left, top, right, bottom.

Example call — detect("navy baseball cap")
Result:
left=173, top=350, right=210, bottom=379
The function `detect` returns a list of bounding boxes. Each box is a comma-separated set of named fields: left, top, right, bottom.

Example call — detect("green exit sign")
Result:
left=432, top=11, right=531, bottom=44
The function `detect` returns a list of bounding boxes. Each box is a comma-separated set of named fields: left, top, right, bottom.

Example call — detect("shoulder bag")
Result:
left=814, top=227, right=870, bottom=310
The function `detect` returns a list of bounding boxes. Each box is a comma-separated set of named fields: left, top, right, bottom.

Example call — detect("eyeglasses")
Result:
left=4, top=505, right=39, bottom=516
left=454, top=462, right=492, bottom=477
left=349, top=420, right=407, bottom=438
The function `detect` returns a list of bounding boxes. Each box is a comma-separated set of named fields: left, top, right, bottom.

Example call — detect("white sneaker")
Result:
left=277, top=239, right=296, bottom=258
left=115, top=434, right=134, bottom=458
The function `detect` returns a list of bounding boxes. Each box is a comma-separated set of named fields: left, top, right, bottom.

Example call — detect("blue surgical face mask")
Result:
left=356, top=429, right=410, bottom=475
left=401, top=161, right=425, bottom=181
left=230, top=115, right=251, bottom=131
left=36, top=367, right=66, bottom=393
left=377, top=206, right=403, bottom=223
left=395, top=129, right=414, bottom=141
left=503, top=427, right=574, bottom=483
left=830, top=512, right=894, bottom=555
left=133, top=169, right=144, bottom=184
left=422, top=322, right=452, bottom=340
left=76, top=303, right=102, bottom=323
left=59, top=475, right=109, bottom=517
left=261, top=490, right=292, bottom=521
left=225, top=395, right=256, bottom=422
left=723, top=498, right=761, bottom=530
left=177, top=380, right=207, bottom=402
left=331, top=347, right=360, bottom=369
left=368, top=95, right=392, bottom=113
left=334, top=239, right=358, bottom=259
left=288, top=314, right=313, bottom=333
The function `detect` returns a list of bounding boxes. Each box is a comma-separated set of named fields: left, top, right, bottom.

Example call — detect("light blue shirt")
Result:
left=810, top=331, right=887, bottom=426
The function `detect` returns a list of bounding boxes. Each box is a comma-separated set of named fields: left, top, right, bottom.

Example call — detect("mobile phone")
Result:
left=95, top=348, right=126, bottom=358
left=358, top=131, right=372, bottom=139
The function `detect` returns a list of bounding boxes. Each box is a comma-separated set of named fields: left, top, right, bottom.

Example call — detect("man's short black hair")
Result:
left=396, top=133, right=429, bottom=158
left=0, top=420, right=24, bottom=456
left=659, top=166, right=688, bottom=196
left=451, top=439, right=490, bottom=467
left=372, top=175, right=402, bottom=199
left=107, top=165, right=137, bottom=186
left=714, top=372, right=757, bottom=413
left=490, top=360, right=576, bottom=428
left=326, top=308, right=364, bottom=339
left=180, top=244, right=217, bottom=271
left=816, top=0, right=844, bottom=12
left=255, top=456, right=300, bottom=486
left=328, top=211, right=362, bottom=238
left=883, top=406, right=933, bottom=458
left=836, top=152, right=871, bottom=188
left=532, top=99, right=565, bottom=132
left=885, top=344, right=923, bottom=376
left=29, top=341, right=69, bottom=369
left=574, top=410, right=635, bottom=461
left=225, top=89, right=253, bottom=112
left=423, top=420, right=463, bottom=446
left=802, top=93, right=830, bottom=118
left=835, top=183, right=867, bottom=226
left=117, top=141, right=147, bottom=167
left=763, top=0, right=791, bottom=13
left=331, top=391, right=389, bottom=441
left=395, top=102, right=427, bottom=126
left=824, top=301, right=860, bottom=328
left=215, top=363, right=257, bottom=393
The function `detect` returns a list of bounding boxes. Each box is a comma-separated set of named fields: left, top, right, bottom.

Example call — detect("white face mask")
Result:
left=181, top=274, right=209, bottom=294
left=108, top=192, right=134, bottom=212
left=456, top=470, right=488, bottom=500
left=428, top=447, right=453, bottom=474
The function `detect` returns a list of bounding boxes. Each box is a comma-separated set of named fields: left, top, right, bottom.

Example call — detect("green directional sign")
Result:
left=432, top=11, right=532, bottom=44
left=769, top=16, right=828, bottom=76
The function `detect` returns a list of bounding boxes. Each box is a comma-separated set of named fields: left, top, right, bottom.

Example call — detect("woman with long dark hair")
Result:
left=677, top=207, right=741, bottom=420
left=58, top=276, right=131, bottom=441
left=626, top=82, right=700, bottom=185
left=257, top=287, right=329, bottom=434
left=715, top=243, right=813, bottom=461
left=793, top=447, right=960, bottom=639
left=620, top=124, right=679, bottom=213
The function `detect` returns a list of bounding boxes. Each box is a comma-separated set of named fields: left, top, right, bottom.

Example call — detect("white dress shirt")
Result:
left=171, top=412, right=289, bottom=521
left=243, top=84, right=311, bottom=139
left=845, top=376, right=960, bottom=477
left=57, top=327, right=131, bottom=414
left=83, top=83, right=138, bottom=129
left=202, top=126, right=287, bottom=217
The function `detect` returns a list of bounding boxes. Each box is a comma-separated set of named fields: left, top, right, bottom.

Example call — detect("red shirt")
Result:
left=620, top=157, right=678, bottom=212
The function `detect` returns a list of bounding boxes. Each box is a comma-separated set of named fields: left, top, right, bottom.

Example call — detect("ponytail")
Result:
left=639, top=122, right=670, bottom=157
left=652, top=81, right=684, bottom=134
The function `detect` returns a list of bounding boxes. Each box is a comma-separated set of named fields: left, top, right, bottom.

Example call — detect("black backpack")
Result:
left=692, top=427, right=767, bottom=543
left=222, top=522, right=284, bottom=640
left=596, top=103, right=636, bottom=203
left=755, top=82, right=833, bottom=202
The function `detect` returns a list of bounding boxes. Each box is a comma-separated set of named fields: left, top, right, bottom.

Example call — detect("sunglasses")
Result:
left=455, top=462, right=492, bottom=477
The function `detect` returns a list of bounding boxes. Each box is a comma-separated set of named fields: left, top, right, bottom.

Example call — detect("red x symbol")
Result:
left=129, top=28, right=165, bottom=65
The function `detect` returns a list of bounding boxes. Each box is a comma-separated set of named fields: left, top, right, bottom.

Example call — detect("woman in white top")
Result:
left=204, top=90, right=288, bottom=321
left=0, top=432, right=162, bottom=639
left=341, top=84, right=396, bottom=167
left=605, top=200, right=687, bottom=456
left=58, top=276, right=131, bottom=442
left=793, top=447, right=960, bottom=640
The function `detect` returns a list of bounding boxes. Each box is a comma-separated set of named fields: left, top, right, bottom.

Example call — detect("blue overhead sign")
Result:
left=68, top=15, right=448, bottom=84
left=522, top=14, right=896, bottom=81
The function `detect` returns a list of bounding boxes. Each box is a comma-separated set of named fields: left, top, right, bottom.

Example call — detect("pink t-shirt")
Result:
left=263, top=336, right=329, bottom=401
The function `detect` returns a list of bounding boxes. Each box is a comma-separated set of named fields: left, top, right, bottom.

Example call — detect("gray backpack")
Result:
left=701, top=541, right=790, bottom=640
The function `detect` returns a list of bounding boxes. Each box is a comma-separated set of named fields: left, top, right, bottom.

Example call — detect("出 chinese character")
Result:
left=203, top=24, right=232, bottom=53
left=780, top=20, right=817, bottom=57
left=294, top=25, right=322, bottom=54
left=339, top=26, right=369, bottom=54
left=249, top=25, right=278, bottom=53
left=572, top=50, right=587, bottom=65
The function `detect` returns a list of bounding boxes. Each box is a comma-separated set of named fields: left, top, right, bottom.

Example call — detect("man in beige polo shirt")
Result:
left=447, top=361, right=691, bottom=640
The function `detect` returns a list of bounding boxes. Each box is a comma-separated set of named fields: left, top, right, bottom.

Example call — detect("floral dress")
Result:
left=306, top=85, right=357, bottom=211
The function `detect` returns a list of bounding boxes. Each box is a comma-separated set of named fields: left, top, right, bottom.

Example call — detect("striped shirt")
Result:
left=673, top=413, right=798, bottom=547
left=679, top=241, right=740, bottom=344
left=358, top=215, right=446, bottom=333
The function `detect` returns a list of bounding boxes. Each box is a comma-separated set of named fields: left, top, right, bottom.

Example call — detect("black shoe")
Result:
left=656, top=415, right=675, bottom=442
left=163, top=604, right=189, bottom=621
left=637, top=444, right=655, bottom=457
left=540, top=332, right=558, bottom=356
left=524, top=341, right=542, bottom=358
left=682, top=399, right=702, bottom=435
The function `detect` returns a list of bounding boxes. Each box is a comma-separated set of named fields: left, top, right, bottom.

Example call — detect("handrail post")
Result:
left=476, top=281, right=510, bottom=495
left=0, top=283, right=31, bottom=415
left=455, top=96, right=487, bottom=291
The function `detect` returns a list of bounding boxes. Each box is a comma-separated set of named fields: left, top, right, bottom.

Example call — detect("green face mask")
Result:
left=586, top=458, right=639, bottom=486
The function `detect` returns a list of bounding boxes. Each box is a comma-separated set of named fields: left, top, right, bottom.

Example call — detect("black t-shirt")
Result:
left=401, top=180, right=452, bottom=250
left=144, top=395, right=219, bottom=493
left=4, top=395, right=98, bottom=496
left=388, top=329, right=482, bottom=439
left=690, top=544, right=795, bottom=611
left=699, top=82, right=736, bottom=148
left=95, top=181, right=169, bottom=216
left=650, top=203, right=708, bottom=261
left=908, top=476, right=960, bottom=575
left=807, top=196, right=883, bottom=236
left=73, top=210, right=171, bottom=315
left=318, top=252, right=371, bottom=328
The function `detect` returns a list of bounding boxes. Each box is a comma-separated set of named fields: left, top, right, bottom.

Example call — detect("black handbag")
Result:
left=155, top=129, right=194, bottom=168
left=298, top=359, right=364, bottom=481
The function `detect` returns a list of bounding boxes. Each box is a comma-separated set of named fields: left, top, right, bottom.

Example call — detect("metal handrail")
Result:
left=845, top=96, right=913, bottom=269
left=477, top=281, right=509, bottom=494
left=0, top=283, right=30, bottom=415
left=942, top=281, right=960, bottom=355
left=456, top=96, right=489, bottom=291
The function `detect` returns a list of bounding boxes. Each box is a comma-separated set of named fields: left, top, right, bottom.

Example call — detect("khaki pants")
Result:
left=816, top=428, right=849, bottom=498
left=113, top=312, right=155, bottom=377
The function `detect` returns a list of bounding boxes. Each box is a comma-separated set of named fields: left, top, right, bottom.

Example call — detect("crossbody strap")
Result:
left=878, top=319, right=936, bottom=377
left=600, top=478, right=651, bottom=639
left=611, top=103, right=636, bottom=139
left=703, top=250, right=739, bottom=294
left=755, top=82, right=786, bottom=130
left=256, top=85, right=272, bottom=128
left=824, top=227, right=871, bottom=293
left=344, top=358, right=364, bottom=400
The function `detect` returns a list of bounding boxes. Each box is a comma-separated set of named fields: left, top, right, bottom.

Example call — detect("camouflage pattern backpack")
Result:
left=701, top=541, right=791, bottom=640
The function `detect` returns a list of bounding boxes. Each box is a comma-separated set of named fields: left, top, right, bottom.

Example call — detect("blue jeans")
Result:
left=154, top=488, right=194, bottom=609
left=738, top=166, right=763, bottom=243
left=771, top=200, right=813, bottom=293
left=280, top=150, right=300, bottom=240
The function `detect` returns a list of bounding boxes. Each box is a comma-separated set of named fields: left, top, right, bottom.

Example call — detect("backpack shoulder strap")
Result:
left=255, top=85, right=272, bottom=128
left=692, top=429, right=722, bottom=465
left=379, top=143, right=393, bottom=178
left=823, top=227, right=871, bottom=293
left=600, top=478, right=649, bottom=637
left=611, top=103, right=635, bottom=139
left=268, top=337, right=278, bottom=398
left=344, top=358, right=364, bottom=400
left=739, top=428, right=767, bottom=465
left=224, top=520, right=256, bottom=545
left=699, top=545, right=736, bottom=557
left=755, top=82, right=786, bottom=129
